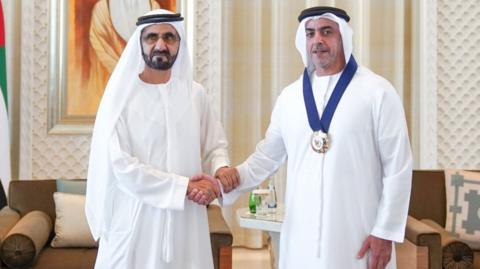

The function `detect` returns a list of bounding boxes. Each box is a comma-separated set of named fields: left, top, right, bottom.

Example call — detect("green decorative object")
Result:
left=249, top=191, right=257, bottom=214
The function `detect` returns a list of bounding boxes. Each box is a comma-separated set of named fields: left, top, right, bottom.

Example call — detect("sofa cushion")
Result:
left=445, top=169, right=480, bottom=250
left=51, top=192, right=97, bottom=248
left=1, top=233, right=35, bottom=268
left=0, top=211, right=52, bottom=269
left=55, top=179, right=86, bottom=195
left=0, top=207, right=20, bottom=241
left=443, top=241, right=474, bottom=269
left=410, top=170, right=447, bottom=227
left=8, top=180, right=57, bottom=224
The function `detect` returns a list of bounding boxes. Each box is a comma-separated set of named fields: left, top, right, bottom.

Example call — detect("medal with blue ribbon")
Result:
left=303, top=56, right=358, bottom=153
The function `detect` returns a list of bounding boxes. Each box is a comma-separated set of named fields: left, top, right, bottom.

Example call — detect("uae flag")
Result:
left=0, top=0, right=11, bottom=196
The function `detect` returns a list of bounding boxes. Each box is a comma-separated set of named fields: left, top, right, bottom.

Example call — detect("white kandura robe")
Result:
left=94, top=77, right=229, bottom=269
left=223, top=66, right=412, bottom=269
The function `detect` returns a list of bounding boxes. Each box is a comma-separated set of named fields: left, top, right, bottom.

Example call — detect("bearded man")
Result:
left=85, top=9, right=231, bottom=269
left=218, top=6, right=412, bottom=269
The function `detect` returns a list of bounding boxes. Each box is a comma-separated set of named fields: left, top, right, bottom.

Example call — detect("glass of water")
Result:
left=252, top=189, right=270, bottom=215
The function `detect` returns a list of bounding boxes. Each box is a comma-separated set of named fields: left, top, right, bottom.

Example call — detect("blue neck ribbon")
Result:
left=302, top=56, right=358, bottom=133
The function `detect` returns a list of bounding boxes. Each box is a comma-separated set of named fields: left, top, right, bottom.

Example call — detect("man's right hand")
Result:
left=215, top=167, right=240, bottom=193
left=187, top=173, right=220, bottom=205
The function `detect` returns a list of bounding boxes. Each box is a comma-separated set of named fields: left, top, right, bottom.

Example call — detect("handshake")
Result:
left=186, top=167, right=240, bottom=205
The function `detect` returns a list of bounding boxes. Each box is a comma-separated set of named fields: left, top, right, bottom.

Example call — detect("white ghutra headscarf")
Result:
left=295, top=12, right=354, bottom=74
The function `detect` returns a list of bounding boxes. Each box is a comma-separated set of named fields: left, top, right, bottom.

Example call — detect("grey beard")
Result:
left=142, top=52, right=178, bottom=70
left=140, top=43, right=179, bottom=70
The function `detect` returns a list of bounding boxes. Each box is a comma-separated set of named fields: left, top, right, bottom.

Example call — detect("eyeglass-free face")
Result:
left=305, top=18, right=345, bottom=75
left=140, top=23, right=180, bottom=70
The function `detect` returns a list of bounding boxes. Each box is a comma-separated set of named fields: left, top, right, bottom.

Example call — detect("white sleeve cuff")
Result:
left=217, top=191, right=242, bottom=207
left=236, top=163, right=250, bottom=186
left=169, top=176, right=189, bottom=211
left=217, top=179, right=242, bottom=206
left=211, top=158, right=230, bottom=177
left=371, top=226, right=405, bottom=243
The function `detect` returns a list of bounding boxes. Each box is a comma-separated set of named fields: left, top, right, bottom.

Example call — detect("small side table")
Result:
left=236, top=207, right=283, bottom=269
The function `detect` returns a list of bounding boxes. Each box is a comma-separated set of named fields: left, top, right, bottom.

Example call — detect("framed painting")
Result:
left=48, top=0, right=177, bottom=134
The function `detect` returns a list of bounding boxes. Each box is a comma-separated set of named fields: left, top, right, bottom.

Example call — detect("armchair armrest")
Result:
left=208, top=205, right=233, bottom=269
left=405, top=215, right=442, bottom=269
left=421, top=219, right=474, bottom=268
left=0, top=211, right=52, bottom=268
left=0, top=207, right=20, bottom=242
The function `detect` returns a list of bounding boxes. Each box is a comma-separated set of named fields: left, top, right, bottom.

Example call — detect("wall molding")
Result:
left=194, top=0, right=222, bottom=117
left=414, top=0, right=438, bottom=168
left=19, top=0, right=34, bottom=179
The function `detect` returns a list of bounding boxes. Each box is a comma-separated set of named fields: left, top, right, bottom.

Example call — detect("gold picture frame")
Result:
left=48, top=0, right=178, bottom=134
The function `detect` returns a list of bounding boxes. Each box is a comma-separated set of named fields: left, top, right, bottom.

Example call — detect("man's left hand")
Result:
left=357, top=235, right=392, bottom=269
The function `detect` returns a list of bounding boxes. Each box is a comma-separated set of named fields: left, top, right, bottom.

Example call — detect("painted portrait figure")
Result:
left=66, top=0, right=176, bottom=116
